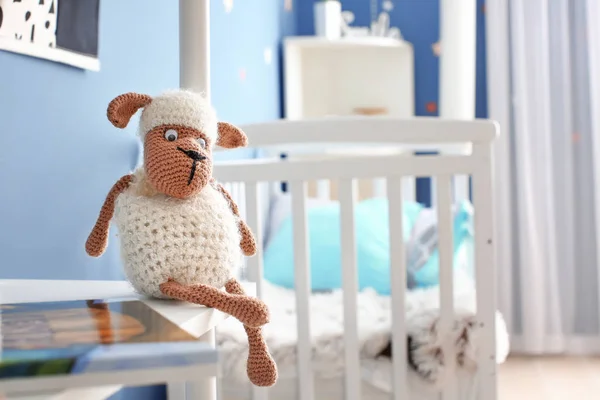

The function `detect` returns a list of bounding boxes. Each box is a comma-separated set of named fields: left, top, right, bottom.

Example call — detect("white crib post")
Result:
left=178, top=3, right=216, bottom=400
left=386, top=177, right=410, bottom=400
left=339, top=179, right=361, bottom=400
left=290, top=181, right=315, bottom=400
left=472, top=143, right=497, bottom=400
left=179, top=0, right=210, bottom=98
left=439, top=0, right=477, bottom=202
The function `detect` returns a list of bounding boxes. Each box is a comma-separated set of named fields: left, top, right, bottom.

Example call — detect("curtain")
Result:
left=486, top=0, right=600, bottom=354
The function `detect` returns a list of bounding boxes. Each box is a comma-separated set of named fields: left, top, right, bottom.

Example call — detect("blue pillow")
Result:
left=262, top=197, right=423, bottom=295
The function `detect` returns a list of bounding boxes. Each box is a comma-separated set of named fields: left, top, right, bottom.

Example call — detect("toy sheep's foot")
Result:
left=225, top=279, right=278, bottom=387
left=245, top=326, right=278, bottom=387
left=159, top=280, right=270, bottom=328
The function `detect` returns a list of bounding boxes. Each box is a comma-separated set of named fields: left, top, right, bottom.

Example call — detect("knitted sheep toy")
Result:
left=85, top=89, right=278, bottom=387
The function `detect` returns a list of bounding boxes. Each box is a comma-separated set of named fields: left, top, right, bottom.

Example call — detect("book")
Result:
left=0, top=298, right=217, bottom=379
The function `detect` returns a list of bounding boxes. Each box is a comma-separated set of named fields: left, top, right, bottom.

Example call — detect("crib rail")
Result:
left=214, top=153, right=477, bottom=183
left=222, top=116, right=497, bottom=148
left=214, top=117, right=498, bottom=400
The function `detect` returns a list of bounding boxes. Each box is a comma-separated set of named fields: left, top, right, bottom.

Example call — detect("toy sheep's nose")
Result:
left=177, top=147, right=207, bottom=161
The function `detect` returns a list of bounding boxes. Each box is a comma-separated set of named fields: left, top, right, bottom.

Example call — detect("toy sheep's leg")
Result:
left=159, top=280, right=269, bottom=328
left=225, top=279, right=278, bottom=387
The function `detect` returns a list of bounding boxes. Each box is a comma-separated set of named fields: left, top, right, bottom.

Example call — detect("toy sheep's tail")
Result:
left=225, top=279, right=278, bottom=387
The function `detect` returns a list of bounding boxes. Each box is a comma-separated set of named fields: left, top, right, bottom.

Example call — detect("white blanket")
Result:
left=216, top=271, right=509, bottom=392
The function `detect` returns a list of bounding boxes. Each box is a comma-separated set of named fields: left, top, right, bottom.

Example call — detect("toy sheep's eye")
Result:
left=164, top=129, right=178, bottom=142
left=197, top=138, right=206, bottom=149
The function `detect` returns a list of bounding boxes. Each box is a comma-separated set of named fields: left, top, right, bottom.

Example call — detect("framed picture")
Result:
left=0, top=0, right=100, bottom=71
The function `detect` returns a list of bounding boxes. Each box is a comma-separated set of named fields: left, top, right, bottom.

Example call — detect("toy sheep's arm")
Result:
left=85, top=174, right=133, bottom=257
left=211, top=179, right=257, bottom=257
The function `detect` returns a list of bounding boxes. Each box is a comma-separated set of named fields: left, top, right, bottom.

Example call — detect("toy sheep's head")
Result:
left=106, top=90, right=247, bottom=199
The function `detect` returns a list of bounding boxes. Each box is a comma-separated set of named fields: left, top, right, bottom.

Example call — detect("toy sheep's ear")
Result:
left=217, top=122, right=248, bottom=148
left=107, top=92, right=153, bottom=129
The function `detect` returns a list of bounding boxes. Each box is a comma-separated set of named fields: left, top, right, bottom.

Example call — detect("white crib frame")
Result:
left=213, top=115, right=499, bottom=400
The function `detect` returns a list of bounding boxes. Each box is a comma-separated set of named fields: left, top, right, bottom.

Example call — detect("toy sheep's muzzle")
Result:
left=176, top=146, right=208, bottom=186
left=177, top=147, right=207, bottom=162
left=143, top=125, right=213, bottom=199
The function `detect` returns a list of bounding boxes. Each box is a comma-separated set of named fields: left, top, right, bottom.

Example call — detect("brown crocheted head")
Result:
left=106, top=91, right=247, bottom=199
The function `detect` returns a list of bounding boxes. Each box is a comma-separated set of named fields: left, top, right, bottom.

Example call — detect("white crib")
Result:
left=213, top=116, right=499, bottom=400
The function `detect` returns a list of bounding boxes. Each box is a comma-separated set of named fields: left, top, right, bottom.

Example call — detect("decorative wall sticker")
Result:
left=342, top=0, right=401, bottom=39
left=432, top=41, right=441, bottom=56
left=223, top=0, right=233, bottom=13
left=369, top=11, right=402, bottom=39
left=263, top=47, right=272, bottom=65
left=425, top=101, right=438, bottom=114
left=342, top=8, right=401, bottom=39
left=382, top=0, right=393, bottom=12
left=284, top=0, right=292, bottom=12
left=340, top=10, right=370, bottom=38
left=0, top=0, right=100, bottom=70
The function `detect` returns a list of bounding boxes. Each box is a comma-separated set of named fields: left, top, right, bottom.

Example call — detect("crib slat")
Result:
left=316, top=180, right=331, bottom=200
left=244, top=182, right=269, bottom=400
left=430, top=177, right=437, bottom=209
left=233, top=183, right=246, bottom=218
left=244, top=182, right=265, bottom=299
left=436, top=174, right=457, bottom=400
left=372, top=177, right=386, bottom=197
left=454, top=174, right=470, bottom=203
left=472, top=144, right=497, bottom=400
left=402, top=176, right=416, bottom=202
left=386, top=177, right=410, bottom=400
left=230, top=183, right=249, bottom=280
left=290, top=181, right=315, bottom=400
left=339, top=179, right=361, bottom=400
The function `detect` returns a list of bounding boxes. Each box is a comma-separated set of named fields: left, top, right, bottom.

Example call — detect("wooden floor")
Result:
left=499, top=356, right=600, bottom=399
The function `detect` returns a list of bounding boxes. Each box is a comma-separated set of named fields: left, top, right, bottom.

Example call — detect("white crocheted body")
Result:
left=113, top=169, right=242, bottom=298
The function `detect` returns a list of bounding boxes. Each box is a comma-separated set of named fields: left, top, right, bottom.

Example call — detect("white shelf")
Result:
left=284, top=35, right=410, bottom=49
left=283, top=36, right=415, bottom=120
left=0, top=279, right=255, bottom=400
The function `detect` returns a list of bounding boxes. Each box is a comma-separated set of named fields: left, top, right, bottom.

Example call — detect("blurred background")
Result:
left=1, top=1, right=599, bottom=399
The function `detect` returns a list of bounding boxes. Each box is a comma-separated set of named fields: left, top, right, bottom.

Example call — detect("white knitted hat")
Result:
left=138, top=89, right=218, bottom=145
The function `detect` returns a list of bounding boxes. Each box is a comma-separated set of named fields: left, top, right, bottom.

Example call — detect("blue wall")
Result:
left=0, top=0, right=295, bottom=399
